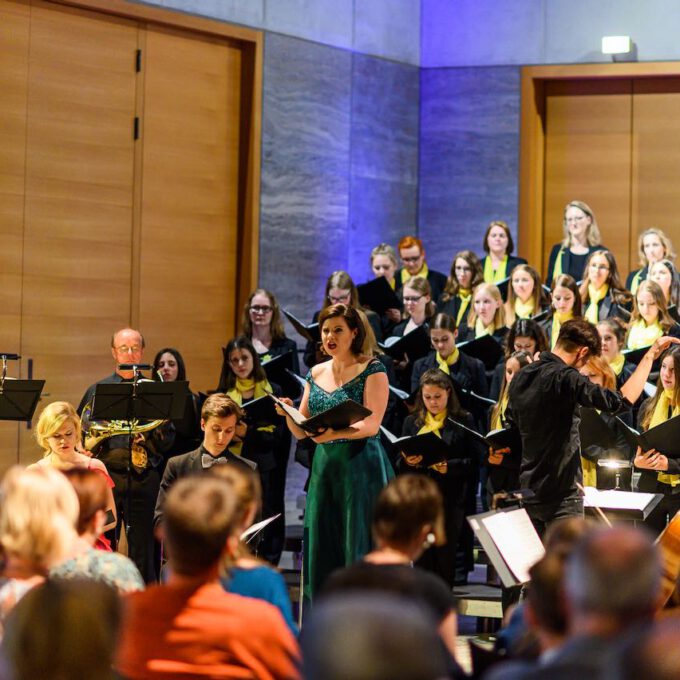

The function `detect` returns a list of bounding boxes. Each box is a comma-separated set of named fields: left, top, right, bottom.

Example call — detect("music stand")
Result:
left=0, top=353, right=44, bottom=423
left=90, top=374, right=189, bottom=536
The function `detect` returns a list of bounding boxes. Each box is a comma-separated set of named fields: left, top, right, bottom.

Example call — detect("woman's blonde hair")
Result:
left=562, top=200, right=602, bottom=248
left=504, top=264, right=546, bottom=326
left=35, top=402, right=82, bottom=457
left=629, top=280, right=675, bottom=333
left=466, top=283, right=506, bottom=329
left=582, top=355, right=617, bottom=392
left=402, top=276, right=436, bottom=319
left=0, top=466, right=78, bottom=571
left=637, top=227, right=675, bottom=268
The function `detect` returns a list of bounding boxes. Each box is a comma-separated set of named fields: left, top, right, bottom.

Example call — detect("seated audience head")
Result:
left=609, top=617, right=680, bottom=680
left=543, top=516, right=592, bottom=557
left=370, top=243, right=398, bottom=283
left=507, top=318, right=548, bottom=356
left=483, top=220, right=515, bottom=256
left=318, top=303, right=367, bottom=358
left=562, top=200, right=601, bottom=247
left=554, top=318, right=602, bottom=366
left=62, top=468, right=109, bottom=540
left=153, top=347, right=186, bottom=383
left=302, top=593, right=450, bottom=680
left=0, top=466, right=78, bottom=573
left=209, top=462, right=262, bottom=560
left=323, top=270, right=360, bottom=309
left=637, top=227, right=675, bottom=268
left=525, top=552, right=569, bottom=644
left=372, top=474, right=445, bottom=559
left=564, top=525, right=661, bottom=629
left=242, top=288, right=286, bottom=340
left=398, top=235, right=427, bottom=276
left=3, top=578, right=122, bottom=680
left=35, top=401, right=82, bottom=458
left=161, top=476, right=238, bottom=577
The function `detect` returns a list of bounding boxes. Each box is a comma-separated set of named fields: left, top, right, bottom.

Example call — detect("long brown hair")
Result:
left=322, top=271, right=361, bottom=311
left=482, top=220, right=515, bottom=255
left=629, top=280, right=675, bottom=333
left=504, top=264, right=547, bottom=326
left=550, top=274, right=583, bottom=318
left=639, top=348, right=680, bottom=431
left=402, top=276, right=436, bottom=319
left=580, top=250, right=632, bottom=307
left=561, top=200, right=602, bottom=248
left=413, top=368, right=466, bottom=427
left=441, top=250, right=484, bottom=302
left=490, top=351, right=531, bottom=426
left=240, top=288, right=286, bottom=342
left=217, top=336, right=267, bottom=392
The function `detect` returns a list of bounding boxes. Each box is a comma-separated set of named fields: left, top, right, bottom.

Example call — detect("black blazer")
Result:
left=154, top=446, right=252, bottom=527
left=481, top=254, right=527, bottom=281
left=546, top=243, right=603, bottom=285
left=411, top=351, right=488, bottom=397
left=583, top=290, right=632, bottom=323
left=625, top=266, right=648, bottom=293
left=435, top=294, right=470, bottom=336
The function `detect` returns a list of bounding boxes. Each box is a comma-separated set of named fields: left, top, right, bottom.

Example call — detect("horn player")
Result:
left=77, top=328, right=175, bottom=583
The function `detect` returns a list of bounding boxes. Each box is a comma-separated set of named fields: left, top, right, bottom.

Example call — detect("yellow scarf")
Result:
left=627, top=319, right=663, bottom=350
left=650, top=389, right=680, bottom=486
left=456, top=290, right=472, bottom=326
left=514, top=297, right=535, bottom=320
left=581, top=457, right=598, bottom=487
left=401, top=262, right=429, bottom=286
left=436, top=349, right=460, bottom=375
left=388, top=277, right=396, bottom=290
left=585, top=284, right=609, bottom=324
left=609, top=353, right=625, bottom=376
left=484, top=256, right=508, bottom=284
left=491, top=393, right=508, bottom=431
left=551, top=310, right=573, bottom=348
left=553, top=248, right=565, bottom=280
left=630, top=269, right=643, bottom=296
left=227, top=378, right=275, bottom=455
left=417, top=410, right=447, bottom=438
left=475, top=318, right=494, bottom=338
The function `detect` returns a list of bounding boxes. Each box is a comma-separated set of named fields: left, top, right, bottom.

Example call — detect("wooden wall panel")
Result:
left=630, top=78, right=680, bottom=273
left=0, top=0, right=30, bottom=467
left=543, top=79, right=633, bottom=282
left=19, top=3, right=138, bottom=462
left=137, top=27, right=241, bottom=393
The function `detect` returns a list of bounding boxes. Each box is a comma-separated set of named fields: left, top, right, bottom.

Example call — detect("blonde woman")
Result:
left=546, top=200, right=604, bottom=285
left=0, top=466, right=79, bottom=633
left=504, top=264, right=548, bottom=326
left=30, top=402, right=117, bottom=539
left=626, top=227, right=676, bottom=295
left=460, top=283, right=507, bottom=343
left=625, top=280, right=680, bottom=350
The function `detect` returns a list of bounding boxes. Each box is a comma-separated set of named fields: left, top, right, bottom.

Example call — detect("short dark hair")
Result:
left=201, top=393, right=242, bottom=422
left=506, top=318, right=549, bottom=357
left=372, top=475, right=444, bottom=550
left=526, top=552, right=568, bottom=635
left=555, top=318, right=601, bottom=356
left=162, top=477, right=238, bottom=576
left=482, top=220, right=514, bottom=255
left=318, top=304, right=366, bottom=356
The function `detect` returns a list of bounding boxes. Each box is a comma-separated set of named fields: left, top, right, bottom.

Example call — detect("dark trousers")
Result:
left=525, top=492, right=583, bottom=539
left=260, top=431, right=291, bottom=565
left=108, top=467, right=161, bottom=583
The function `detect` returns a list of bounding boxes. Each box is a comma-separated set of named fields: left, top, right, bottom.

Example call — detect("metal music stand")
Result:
left=0, top=353, right=44, bottom=422
left=90, top=373, right=189, bottom=537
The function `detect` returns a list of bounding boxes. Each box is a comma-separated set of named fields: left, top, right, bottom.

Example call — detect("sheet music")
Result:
left=584, top=487, right=657, bottom=512
left=481, top=509, right=545, bottom=583
left=240, top=513, right=281, bottom=542
left=267, top=392, right=306, bottom=426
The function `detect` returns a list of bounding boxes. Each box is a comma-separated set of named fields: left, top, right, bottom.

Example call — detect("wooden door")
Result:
left=18, top=3, right=139, bottom=463
left=630, top=78, right=680, bottom=272
left=543, top=80, right=633, bottom=281
left=136, top=27, right=242, bottom=393
left=0, top=0, right=30, bottom=468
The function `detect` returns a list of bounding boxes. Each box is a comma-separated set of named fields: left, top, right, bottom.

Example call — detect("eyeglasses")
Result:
left=115, top=345, right=142, bottom=354
left=328, top=294, right=351, bottom=304
left=455, top=266, right=472, bottom=273
left=589, top=264, right=610, bottom=271
left=250, top=305, right=272, bottom=314
left=566, top=216, right=587, bottom=223
left=401, top=256, right=422, bottom=264
left=403, top=295, right=423, bottom=303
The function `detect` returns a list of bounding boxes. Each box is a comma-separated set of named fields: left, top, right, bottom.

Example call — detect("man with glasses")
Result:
left=395, top=235, right=447, bottom=302
left=78, top=327, right=175, bottom=583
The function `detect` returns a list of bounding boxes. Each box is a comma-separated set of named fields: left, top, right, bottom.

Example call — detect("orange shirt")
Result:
left=116, top=581, right=301, bottom=680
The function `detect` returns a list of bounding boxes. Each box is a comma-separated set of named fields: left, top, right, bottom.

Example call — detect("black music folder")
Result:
left=618, top=414, right=680, bottom=459
left=241, top=395, right=277, bottom=425
left=380, top=426, right=456, bottom=467
left=449, top=417, right=521, bottom=453
left=357, top=277, right=402, bottom=315
left=579, top=407, right=618, bottom=450
left=380, top=325, right=431, bottom=362
left=261, top=352, right=302, bottom=399
left=268, top=393, right=371, bottom=433
left=283, top=310, right=320, bottom=344
left=388, top=383, right=418, bottom=405
left=0, top=379, right=45, bottom=421
left=457, top=334, right=504, bottom=370
left=622, top=345, right=652, bottom=366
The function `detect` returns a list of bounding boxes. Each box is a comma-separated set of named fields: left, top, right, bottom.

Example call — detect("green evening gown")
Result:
left=303, top=360, right=394, bottom=606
